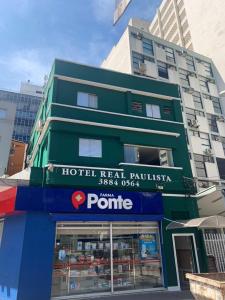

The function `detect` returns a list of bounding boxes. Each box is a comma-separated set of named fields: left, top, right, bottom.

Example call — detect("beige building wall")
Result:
left=101, top=28, right=132, bottom=74
left=0, top=101, right=16, bottom=176
left=183, top=0, right=225, bottom=91
left=149, top=0, right=225, bottom=91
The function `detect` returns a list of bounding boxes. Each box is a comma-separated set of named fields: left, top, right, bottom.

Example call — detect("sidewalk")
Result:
left=97, top=291, right=194, bottom=300
left=62, top=291, right=194, bottom=300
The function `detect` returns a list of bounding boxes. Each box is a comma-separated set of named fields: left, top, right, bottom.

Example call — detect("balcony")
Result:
left=49, top=104, right=183, bottom=137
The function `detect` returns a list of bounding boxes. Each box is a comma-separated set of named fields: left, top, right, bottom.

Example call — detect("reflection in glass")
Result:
left=51, top=223, right=163, bottom=297
left=52, top=225, right=111, bottom=297
left=112, top=226, right=163, bottom=291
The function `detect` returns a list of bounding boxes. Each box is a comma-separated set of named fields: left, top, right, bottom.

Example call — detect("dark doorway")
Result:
left=174, top=235, right=198, bottom=290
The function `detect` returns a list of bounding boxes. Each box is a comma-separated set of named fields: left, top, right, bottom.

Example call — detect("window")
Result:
left=207, top=114, right=218, bottom=132
left=77, top=92, right=98, bottom=109
left=220, top=137, right=225, bottom=156
left=132, top=51, right=155, bottom=71
left=79, top=138, right=102, bottom=158
left=203, top=94, right=222, bottom=114
left=157, top=62, right=168, bottom=79
left=179, top=70, right=189, bottom=86
left=193, top=92, right=203, bottom=110
left=52, top=222, right=162, bottom=297
left=199, top=77, right=209, bottom=93
left=189, top=131, right=211, bottom=148
left=194, top=154, right=214, bottom=178
left=36, top=90, right=43, bottom=94
left=186, top=55, right=195, bottom=72
left=212, top=97, right=222, bottom=114
left=0, top=109, right=6, bottom=119
left=211, top=134, right=220, bottom=142
left=216, top=157, right=225, bottom=180
left=199, top=60, right=213, bottom=77
left=165, top=47, right=175, bottom=64
left=186, top=108, right=196, bottom=123
left=186, top=108, right=204, bottom=124
left=124, top=145, right=173, bottom=167
left=163, top=107, right=172, bottom=115
left=146, top=104, right=161, bottom=118
left=131, top=102, right=143, bottom=113
left=133, top=52, right=143, bottom=70
left=200, top=132, right=211, bottom=148
left=142, top=38, right=154, bottom=56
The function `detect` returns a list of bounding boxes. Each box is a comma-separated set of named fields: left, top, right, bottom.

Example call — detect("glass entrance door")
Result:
left=112, top=223, right=163, bottom=291
left=174, top=235, right=199, bottom=290
left=51, top=222, right=163, bottom=298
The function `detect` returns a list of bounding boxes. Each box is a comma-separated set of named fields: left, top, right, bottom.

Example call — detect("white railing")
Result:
left=203, top=232, right=225, bottom=272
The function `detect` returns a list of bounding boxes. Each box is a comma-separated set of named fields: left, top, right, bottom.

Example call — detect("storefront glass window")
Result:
left=52, top=224, right=111, bottom=297
left=51, top=222, right=162, bottom=298
left=112, top=224, right=163, bottom=291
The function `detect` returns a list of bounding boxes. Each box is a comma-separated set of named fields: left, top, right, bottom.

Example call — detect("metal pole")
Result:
left=110, top=222, right=114, bottom=293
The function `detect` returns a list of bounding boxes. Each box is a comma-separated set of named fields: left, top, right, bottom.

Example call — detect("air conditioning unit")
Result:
left=188, top=119, right=199, bottom=128
left=198, top=182, right=208, bottom=188
left=207, top=77, right=215, bottom=83
left=138, top=62, right=147, bottom=74
left=186, top=87, right=195, bottom=94
left=168, top=64, right=176, bottom=70
left=188, top=71, right=196, bottom=77
left=136, top=32, right=143, bottom=40
left=215, top=136, right=221, bottom=142
left=178, top=50, right=187, bottom=57
left=204, top=148, right=213, bottom=156
left=36, top=120, right=44, bottom=132
left=217, top=116, right=225, bottom=122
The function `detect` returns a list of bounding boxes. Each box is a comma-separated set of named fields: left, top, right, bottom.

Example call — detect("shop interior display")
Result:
left=52, top=226, right=162, bottom=297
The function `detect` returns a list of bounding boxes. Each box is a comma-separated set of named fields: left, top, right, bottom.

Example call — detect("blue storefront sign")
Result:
left=15, top=187, right=163, bottom=216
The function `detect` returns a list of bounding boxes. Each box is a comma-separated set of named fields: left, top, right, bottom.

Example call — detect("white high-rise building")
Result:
left=101, top=21, right=225, bottom=216
left=149, top=0, right=225, bottom=90
left=20, top=81, right=43, bottom=97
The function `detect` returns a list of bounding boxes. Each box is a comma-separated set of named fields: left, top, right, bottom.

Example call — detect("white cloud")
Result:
left=92, top=0, right=115, bottom=23
left=0, top=49, right=53, bottom=90
left=0, top=42, right=103, bottom=90
left=2, top=49, right=49, bottom=86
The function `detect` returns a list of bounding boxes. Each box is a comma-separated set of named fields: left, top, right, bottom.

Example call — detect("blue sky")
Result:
left=0, top=0, right=161, bottom=91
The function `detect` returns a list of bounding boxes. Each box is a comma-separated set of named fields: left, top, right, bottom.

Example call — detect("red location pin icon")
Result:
left=72, top=191, right=86, bottom=209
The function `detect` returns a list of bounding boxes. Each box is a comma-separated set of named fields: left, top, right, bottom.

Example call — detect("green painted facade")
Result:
left=28, top=59, right=207, bottom=289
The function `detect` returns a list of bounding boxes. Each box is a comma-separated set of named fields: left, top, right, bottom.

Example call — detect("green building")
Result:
left=0, top=59, right=207, bottom=300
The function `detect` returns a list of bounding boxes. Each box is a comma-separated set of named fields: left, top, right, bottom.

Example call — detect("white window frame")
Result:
left=79, top=138, right=102, bottom=158
left=146, top=104, right=161, bottom=119
left=172, top=233, right=200, bottom=289
left=77, top=92, right=98, bottom=109
left=124, top=144, right=174, bottom=167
